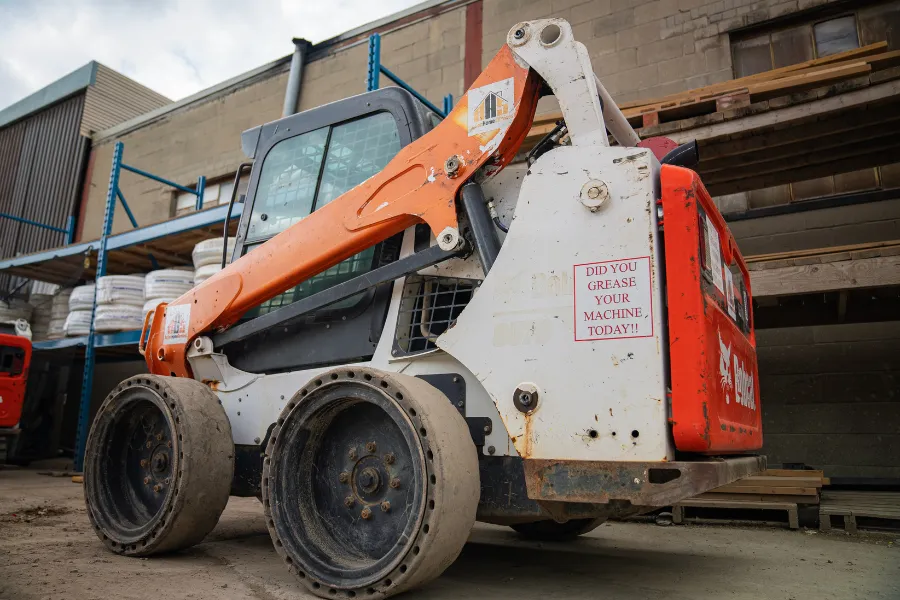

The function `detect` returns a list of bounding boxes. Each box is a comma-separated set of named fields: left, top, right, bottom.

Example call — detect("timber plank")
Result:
left=712, top=485, right=818, bottom=496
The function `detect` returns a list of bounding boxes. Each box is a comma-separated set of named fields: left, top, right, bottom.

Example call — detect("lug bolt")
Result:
left=339, top=471, right=350, bottom=483
left=361, top=508, right=372, bottom=520
left=366, top=441, right=377, bottom=453
left=344, top=496, right=355, bottom=508
left=348, top=448, right=358, bottom=460
left=383, top=453, right=395, bottom=465
left=389, top=477, right=401, bottom=489
left=381, top=501, right=391, bottom=513
left=144, top=477, right=150, bottom=485
left=156, top=433, right=163, bottom=441
left=140, top=459, right=147, bottom=468
left=146, top=441, right=153, bottom=449
left=153, top=484, right=162, bottom=493
left=167, top=441, right=172, bottom=448
left=164, top=478, right=170, bottom=484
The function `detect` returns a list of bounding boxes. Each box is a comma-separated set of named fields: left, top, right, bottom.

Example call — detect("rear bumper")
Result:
left=523, top=455, right=765, bottom=507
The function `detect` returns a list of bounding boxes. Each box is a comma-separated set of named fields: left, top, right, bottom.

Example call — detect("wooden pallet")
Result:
left=819, top=491, right=900, bottom=534
left=672, top=469, right=827, bottom=529
left=673, top=498, right=799, bottom=529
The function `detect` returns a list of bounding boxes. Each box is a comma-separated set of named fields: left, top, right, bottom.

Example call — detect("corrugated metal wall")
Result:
left=81, top=65, right=170, bottom=137
left=0, top=94, right=90, bottom=289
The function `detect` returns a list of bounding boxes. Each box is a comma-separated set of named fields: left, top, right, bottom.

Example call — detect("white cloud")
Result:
left=0, top=0, right=424, bottom=108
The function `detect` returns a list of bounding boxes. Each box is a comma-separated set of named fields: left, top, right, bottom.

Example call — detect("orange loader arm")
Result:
left=142, top=45, right=542, bottom=377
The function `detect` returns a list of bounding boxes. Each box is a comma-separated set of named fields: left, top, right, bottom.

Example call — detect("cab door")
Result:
left=223, top=88, right=435, bottom=374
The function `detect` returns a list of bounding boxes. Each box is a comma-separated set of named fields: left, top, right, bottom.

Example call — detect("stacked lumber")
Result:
left=525, top=42, right=900, bottom=147
left=673, top=469, right=828, bottom=529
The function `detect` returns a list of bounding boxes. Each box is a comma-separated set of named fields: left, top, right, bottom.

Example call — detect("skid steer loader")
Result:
left=83, top=18, right=764, bottom=598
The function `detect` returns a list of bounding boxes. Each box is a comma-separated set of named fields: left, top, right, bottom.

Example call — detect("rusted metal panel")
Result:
left=0, top=94, right=89, bottom=290
left=523, top=455, right=766, bottom=506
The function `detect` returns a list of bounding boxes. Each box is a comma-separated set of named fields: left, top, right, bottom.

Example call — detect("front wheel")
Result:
left=263, top=367, right=479, bottom=599
left=83, top=375, right=233, bottom=556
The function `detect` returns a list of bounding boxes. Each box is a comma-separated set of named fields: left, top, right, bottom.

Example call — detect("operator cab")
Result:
left=227, top=88, right=440, bottom=374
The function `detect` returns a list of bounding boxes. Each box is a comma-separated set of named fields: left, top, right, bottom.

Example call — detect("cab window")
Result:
left=244, top=112, right=401, bottom=317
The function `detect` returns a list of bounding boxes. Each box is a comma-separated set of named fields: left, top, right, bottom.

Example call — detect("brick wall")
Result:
left=482, top=0, right=840, bottom=104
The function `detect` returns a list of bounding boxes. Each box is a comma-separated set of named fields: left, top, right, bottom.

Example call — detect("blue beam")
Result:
left=116, top=189, right=139, bottom=229
left=367, top=33, right=381, bottom=92
left=121, top=163, right=198, bottom=196
left=195, top=176, right=206, bottom=211
left=106, top=202, right=243, bottom=250
left=65, top=215, right=76, bottom=245
left=32, top=335, right=89, bottom=351
left=380, top=66, right=446, bottom=117
left=0, top=212, right=70, bottom=234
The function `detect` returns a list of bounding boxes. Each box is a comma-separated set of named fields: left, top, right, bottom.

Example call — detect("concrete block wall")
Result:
left=481, top=0, right=840, bottom=104
left=81, top=7, right=467, bottom=241
left=83, top=69, right=290, bottom=239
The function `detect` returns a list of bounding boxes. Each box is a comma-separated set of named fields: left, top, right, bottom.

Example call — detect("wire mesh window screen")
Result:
left=315, top=112, right=401, bottom=208
left=394, top=276, right=478, bottom=356
left=247, top=127, right=328, bottom=243
left=243, top=112, right=401, bottom=318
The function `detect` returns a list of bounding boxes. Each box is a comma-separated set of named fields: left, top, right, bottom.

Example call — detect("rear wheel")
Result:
left=510, top=518, right=605, bottom=541
left=84, top=375, right=233, bottom=556
left=263, top=367, right=478, bottom=599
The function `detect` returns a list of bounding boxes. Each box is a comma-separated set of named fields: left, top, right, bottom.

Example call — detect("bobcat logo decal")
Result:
left=718, top=329, right=733, bottom=402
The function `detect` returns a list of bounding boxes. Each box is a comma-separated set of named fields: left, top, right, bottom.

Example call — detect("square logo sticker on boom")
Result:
left=574, top=257, right=654, bottom=341
left=163, top=304, right=191, bottom=345
left=467, top=78, right=514, bottom=136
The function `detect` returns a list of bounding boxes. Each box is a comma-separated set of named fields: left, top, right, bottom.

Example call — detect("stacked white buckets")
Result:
left=94, top=275, right=146, bottom=332
left=142, top=269, right=194, bottom=320
left=193, top=237, right=235, bottom=285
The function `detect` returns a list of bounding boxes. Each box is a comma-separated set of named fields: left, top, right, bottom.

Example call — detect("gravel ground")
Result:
left=1, top=465, right=898, bottom=600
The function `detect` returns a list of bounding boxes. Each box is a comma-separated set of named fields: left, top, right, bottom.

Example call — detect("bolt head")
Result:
left=254, top=437, right=261, bottom=444
left=389, top=477, right=401, bottom=489
left=483, top=424, right=491, bottom=433
left=366, top=441, right=377, bottom=453
left=519, top=392, right=532, bottom=406
left=380, top=501, right=391, bottom=513
left=153, top=484, right=162, bottom=493
left=344, top=496, right=355, bottom=508
left=140, top=459, right=147, bottom=468
left=144, top=477, right=150, bottom=485
left=361, top=508, right=372, bottom=520
left=146, top=441, right=153, bottom=449
left=339, top=471, right=350, bottom=483
left=348, top=448, right=358, bottom=460
left=383, top=453, right=395, bottom=465
left=156, top=433, right=163, bottom=441
left=514, top=28, right=525, bottom=39
left=457, top=400, right=464, bottom=408
left=488, top=446, right=496, bottom=455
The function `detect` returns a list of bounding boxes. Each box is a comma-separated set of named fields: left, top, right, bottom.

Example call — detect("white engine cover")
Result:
left=438, top=145, right=672, bottom=462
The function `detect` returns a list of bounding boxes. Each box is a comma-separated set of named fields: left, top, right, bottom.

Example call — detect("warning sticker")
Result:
left=724, top=267, right=736, bottom=319
left=705, top=214, right=724, bottom=293
left=164, top=304, right=191, bottom=345
left=574, top=257, right=654, bottom=341
left=467, top=77, right=514, bottom=136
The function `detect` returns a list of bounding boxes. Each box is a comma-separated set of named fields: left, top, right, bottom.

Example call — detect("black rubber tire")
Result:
left=263, top=367, right=479, bottom=599
left=510, top=518, right=606, bottom=541
left=84, top=375, right=233, bottom=556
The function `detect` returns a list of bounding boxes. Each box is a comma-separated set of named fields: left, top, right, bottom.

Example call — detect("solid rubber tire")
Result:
left=84, top=375, right=233, bottom=556
left=263, top=367, right=479, bottom=599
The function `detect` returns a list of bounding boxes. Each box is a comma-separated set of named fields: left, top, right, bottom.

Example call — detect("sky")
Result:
left=0, top=0, right=424, bottom=110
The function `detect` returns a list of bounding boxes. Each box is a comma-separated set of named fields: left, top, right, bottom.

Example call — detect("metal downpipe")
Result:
left=282, top=38, right=310, bottom=117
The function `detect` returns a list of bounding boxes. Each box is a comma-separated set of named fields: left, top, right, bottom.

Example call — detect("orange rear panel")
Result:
left=661, top=165, right=763, bottom=453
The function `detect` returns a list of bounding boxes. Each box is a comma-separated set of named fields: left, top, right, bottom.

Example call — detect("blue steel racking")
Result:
left=366, top=33, right=454, bottom=117
left=0, top=142, right=241, bottom=470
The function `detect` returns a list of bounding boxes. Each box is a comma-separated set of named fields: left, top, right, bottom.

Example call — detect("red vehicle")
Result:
left=0, top=327, right=32, bottom=462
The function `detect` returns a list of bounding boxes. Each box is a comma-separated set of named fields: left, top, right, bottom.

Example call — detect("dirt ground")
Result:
left=1, top=465, right=898, bottom=600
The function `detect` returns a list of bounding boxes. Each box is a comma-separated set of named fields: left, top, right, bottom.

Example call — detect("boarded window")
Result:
left=814, top=16, right=860, bottom=57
